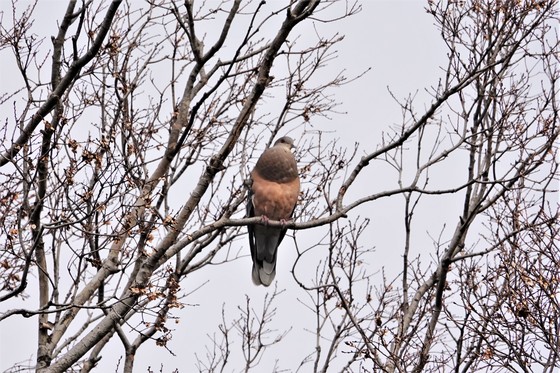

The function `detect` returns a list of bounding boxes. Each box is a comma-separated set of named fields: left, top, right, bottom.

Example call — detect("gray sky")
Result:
left=0, top=0, right=453, bottom=371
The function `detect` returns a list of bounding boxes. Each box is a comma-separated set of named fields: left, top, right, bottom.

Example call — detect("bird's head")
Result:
left=274, top=136, right=295, bottom=149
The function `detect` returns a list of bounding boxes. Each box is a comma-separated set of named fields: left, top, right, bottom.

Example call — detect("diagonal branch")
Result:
left=0, top=0, right=123, bottom=167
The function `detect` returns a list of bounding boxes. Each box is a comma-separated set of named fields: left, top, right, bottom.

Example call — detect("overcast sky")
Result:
left=0, top=1, right=453, bottom=371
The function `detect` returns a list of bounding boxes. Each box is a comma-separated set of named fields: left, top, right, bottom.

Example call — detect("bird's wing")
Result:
left=246, top=186, right=257, bottom=266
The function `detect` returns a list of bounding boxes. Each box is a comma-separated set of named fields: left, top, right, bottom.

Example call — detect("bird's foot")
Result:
left=279, top=218, right=292, bottom=227
left=260, top=215, right=270, bottom=225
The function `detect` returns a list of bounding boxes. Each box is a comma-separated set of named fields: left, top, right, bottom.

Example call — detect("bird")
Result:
left=247, top=136, right=300, bottom=286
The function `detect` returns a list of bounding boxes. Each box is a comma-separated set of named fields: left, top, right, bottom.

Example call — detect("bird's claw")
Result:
left=259, top=216, right=292, bottom=226
left=279, top=218, right=292, bottom=227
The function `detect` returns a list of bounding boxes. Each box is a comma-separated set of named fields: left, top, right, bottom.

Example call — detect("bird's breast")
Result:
left=251, top=173, right=300, bottom=220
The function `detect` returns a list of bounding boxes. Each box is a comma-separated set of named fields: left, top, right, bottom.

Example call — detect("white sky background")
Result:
left=0, top=0, right=461, bottom=371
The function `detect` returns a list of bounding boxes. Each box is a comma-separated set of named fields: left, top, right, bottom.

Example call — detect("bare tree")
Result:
left=0, top=0, right=558, bottom=373
left=286, top=1, right=559, bottom=372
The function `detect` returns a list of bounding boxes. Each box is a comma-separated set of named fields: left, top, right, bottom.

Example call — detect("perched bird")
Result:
left=247, top=136, right=300, bottom=286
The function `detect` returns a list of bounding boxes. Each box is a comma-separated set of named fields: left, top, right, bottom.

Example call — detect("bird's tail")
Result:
left=252, top=260, right=276, bottom=286
left=251, top=226, right=281, bottom=286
